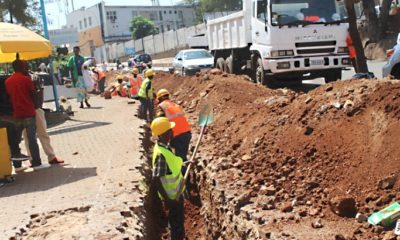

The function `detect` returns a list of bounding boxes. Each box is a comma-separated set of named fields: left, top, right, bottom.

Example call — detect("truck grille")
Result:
left=296, top=41, right=336, bottom=56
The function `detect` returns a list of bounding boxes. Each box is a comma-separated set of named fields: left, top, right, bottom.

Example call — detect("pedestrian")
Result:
left=151, top=117, right=186, bottom=240
left=5, top=59, right=50, bottom=170
left=53, top=56, right=61, bottom=85
left=101, top=61, right=108, bottom=72
left=38, top=62, right=47, bottom=73
left=0, top=75, right=30, bottom=166
left=23, top=72, right=64, bottom=165
left=346, top=32, right=357, bottom=72
left=68, top=46, right=91, bottom=108
left=138, top=69, right=155, bottom=124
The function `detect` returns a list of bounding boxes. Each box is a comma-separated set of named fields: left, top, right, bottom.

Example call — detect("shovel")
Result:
left=175, top=104, right=214, bottom=199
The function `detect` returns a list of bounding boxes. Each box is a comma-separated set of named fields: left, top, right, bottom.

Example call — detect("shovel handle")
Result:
left=184, top=123, right=207, bottom=180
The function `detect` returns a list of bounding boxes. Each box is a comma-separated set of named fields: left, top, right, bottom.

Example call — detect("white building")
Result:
left=66, top=1, right=195, bottom=59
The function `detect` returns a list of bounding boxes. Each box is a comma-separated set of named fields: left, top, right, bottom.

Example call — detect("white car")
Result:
left=172, top=49, right=214, bottom=76
left=383, top=33, right=400, bottom=79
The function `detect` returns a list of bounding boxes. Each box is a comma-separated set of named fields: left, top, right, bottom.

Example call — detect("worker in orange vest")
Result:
left=128, top=67, right=143, bottom=98
left=91, top=68, right=106, bottom=95
left=346, top=33, right=357, bottom=72
left=156, top=89, right=192, bottom=183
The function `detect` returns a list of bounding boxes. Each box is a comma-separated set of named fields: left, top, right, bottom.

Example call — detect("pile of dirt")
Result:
left=154, top=70, right=400, bottom=239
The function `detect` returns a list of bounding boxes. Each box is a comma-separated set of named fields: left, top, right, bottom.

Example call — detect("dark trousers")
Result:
left=168, top=196, right=185, bottom=240
left=170, top=131, right=192, bottom=163
left=171, top=132, right=192, bottom=189
left=0, top=117, right=21, bottom=167
left=98, top=77, right=106, bottom=93
left=139, top=97, right=154, bottom=123
left=15, top=117, right=42, bottom=167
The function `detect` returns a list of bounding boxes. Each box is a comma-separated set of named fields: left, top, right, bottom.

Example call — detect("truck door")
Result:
left=252, top=0, right=269, bottom=47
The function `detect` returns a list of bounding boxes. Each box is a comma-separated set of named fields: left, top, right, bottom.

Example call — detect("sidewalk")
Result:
left=0, top=96, right=146, bottom=239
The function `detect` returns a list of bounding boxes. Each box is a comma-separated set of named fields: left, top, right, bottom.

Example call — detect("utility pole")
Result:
left=40, top=0, right=60, bottom=111
left=71, top=0, right=75, bottom=11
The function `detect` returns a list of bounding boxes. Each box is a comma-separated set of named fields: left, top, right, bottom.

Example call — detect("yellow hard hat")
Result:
left=132, top=68, right=139, bottom=74
left=116, top=75, right=123, bottom=80
left=151, top=117, right=176, bottom=136
left=156, top=89, right=170, bottom=100
left=145, top=69, right=155, bottom=78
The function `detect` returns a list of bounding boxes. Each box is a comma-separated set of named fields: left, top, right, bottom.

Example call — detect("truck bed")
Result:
left=207, top=11, right=251, bottom=51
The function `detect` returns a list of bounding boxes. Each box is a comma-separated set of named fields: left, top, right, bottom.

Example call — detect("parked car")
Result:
left=172, top=49, right=214, bottom=76
left=383, top=33, right=400, bottom=79
left=134, top=53, right=152, bottom=73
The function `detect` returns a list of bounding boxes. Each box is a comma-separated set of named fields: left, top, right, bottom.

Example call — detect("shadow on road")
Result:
left=0, top=165, right=97, bottom=197
left=47, top=119, right=111, bottom=136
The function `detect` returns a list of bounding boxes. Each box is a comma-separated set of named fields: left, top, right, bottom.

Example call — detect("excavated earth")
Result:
left=153, top=70, right=400, bottom=240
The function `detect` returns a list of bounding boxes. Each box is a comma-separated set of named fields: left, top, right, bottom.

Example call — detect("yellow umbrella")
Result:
left=0, top=22, right=53, bottom=63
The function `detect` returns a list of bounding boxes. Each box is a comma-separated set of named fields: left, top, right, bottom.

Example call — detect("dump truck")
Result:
left=206, top=0, right=352, bottom=86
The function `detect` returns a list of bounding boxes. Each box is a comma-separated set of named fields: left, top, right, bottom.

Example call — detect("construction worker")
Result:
left=128, top=67, right=143, bottom=98
left=138, top=69, right=155, bottom=123
left=151, top=117, right=185, bottom=240
left=156, top=89, right=192, bottom=163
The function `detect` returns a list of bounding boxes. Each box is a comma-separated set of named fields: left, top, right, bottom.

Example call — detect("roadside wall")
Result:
left=93, top=23, right=207, bottom=62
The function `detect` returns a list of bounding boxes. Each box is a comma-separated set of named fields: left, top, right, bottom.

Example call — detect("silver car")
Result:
left=172, top=49, right=214, bottom=76
left=383, top=33, right=400, bottom=79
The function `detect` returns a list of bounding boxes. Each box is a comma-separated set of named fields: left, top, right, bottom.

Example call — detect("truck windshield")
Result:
left=270, top=0, right=348, bottom=27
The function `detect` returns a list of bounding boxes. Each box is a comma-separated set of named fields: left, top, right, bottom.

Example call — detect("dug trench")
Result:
left=139, top=108, right=206, bottom=240
left=147, top=70, right=400, bottom=240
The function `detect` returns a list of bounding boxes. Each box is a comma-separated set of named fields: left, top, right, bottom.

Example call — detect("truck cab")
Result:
left=207, top=0, right=352, bottom=86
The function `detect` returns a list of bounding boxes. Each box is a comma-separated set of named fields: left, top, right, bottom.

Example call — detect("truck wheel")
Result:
left=391, top=63, right=400, bottom=80
left=325, top=69, right=342, bottom=83
left=216, top=58, right=225, bottom=72
left=225, top=56, right=233, bottom=74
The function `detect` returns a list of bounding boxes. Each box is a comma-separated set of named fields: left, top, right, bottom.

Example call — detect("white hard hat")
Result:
left=397, top=33, right=400, bottom=45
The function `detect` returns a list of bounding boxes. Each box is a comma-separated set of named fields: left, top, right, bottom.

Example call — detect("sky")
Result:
left=45, top=0, right=179, bottom=30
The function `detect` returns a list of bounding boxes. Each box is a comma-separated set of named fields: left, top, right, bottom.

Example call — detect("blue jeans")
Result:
left=15, top=117, right=42, bottom=167
left=170, top=131, right=192, bottom=163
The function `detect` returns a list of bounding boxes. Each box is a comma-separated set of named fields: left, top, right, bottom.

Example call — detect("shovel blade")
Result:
left=198, top=104, right=214, bottom=127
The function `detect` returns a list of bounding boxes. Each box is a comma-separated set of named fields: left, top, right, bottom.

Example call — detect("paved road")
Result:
left=0, top=96, right=146, bottom=239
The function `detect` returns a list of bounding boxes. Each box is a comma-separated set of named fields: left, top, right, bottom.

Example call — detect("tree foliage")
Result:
left=185, top=0, right=242, bottom=22
left=129, top=16, right=158, bottom=40
left=0, top=0, right=40, bottom=30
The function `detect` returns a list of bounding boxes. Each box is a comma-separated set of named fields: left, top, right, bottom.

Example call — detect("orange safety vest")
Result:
left=130, top=75, right=143, bottom=96
left=346, top=34, right=356, bottom=59
left=98, top=71, right=105, bottom=79
left=159, top=99, right=191, bottom=137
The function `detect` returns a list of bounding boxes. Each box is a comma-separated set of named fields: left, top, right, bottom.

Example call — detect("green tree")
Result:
left=0, top=0, right=39, bottom=30
left=185, top=0, right=242, bottom=22
left=129, top=16, right=158, bottom=40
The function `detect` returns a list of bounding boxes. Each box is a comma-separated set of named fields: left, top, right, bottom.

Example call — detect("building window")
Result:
left=89, top=17, right=92, bottom=26
left=164, top=10, right=166, bottom=14
left=79, top=21, right=82, bottom=29
left=174, top=10, right=177, bottom=14
left=167, top=25, right=171, bottom=31
left=132, top=11, right=138, bottom=17
left=169, top=10, right=172, bottom=14
left=106, top=11, right=117, bottom=22
left=159, top=11, right=163, bottom=20
left=84, top=18, right=87, bottom=28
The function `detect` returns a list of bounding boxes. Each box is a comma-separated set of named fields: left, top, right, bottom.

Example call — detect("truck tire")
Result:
left=391, top=63, right=400, bottom=80
left=325, top=69, right=342, bottom=83
left=216, top=58, right=225, bottom=72
left=225, top=56, right=233, bottom=74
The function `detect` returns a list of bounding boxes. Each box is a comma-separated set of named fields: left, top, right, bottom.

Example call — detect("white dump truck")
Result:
left=206, top=0, right=352, bottom=85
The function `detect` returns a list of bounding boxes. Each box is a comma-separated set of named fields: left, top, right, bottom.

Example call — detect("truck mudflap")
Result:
left=264, top=55, right=352, bottom=74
